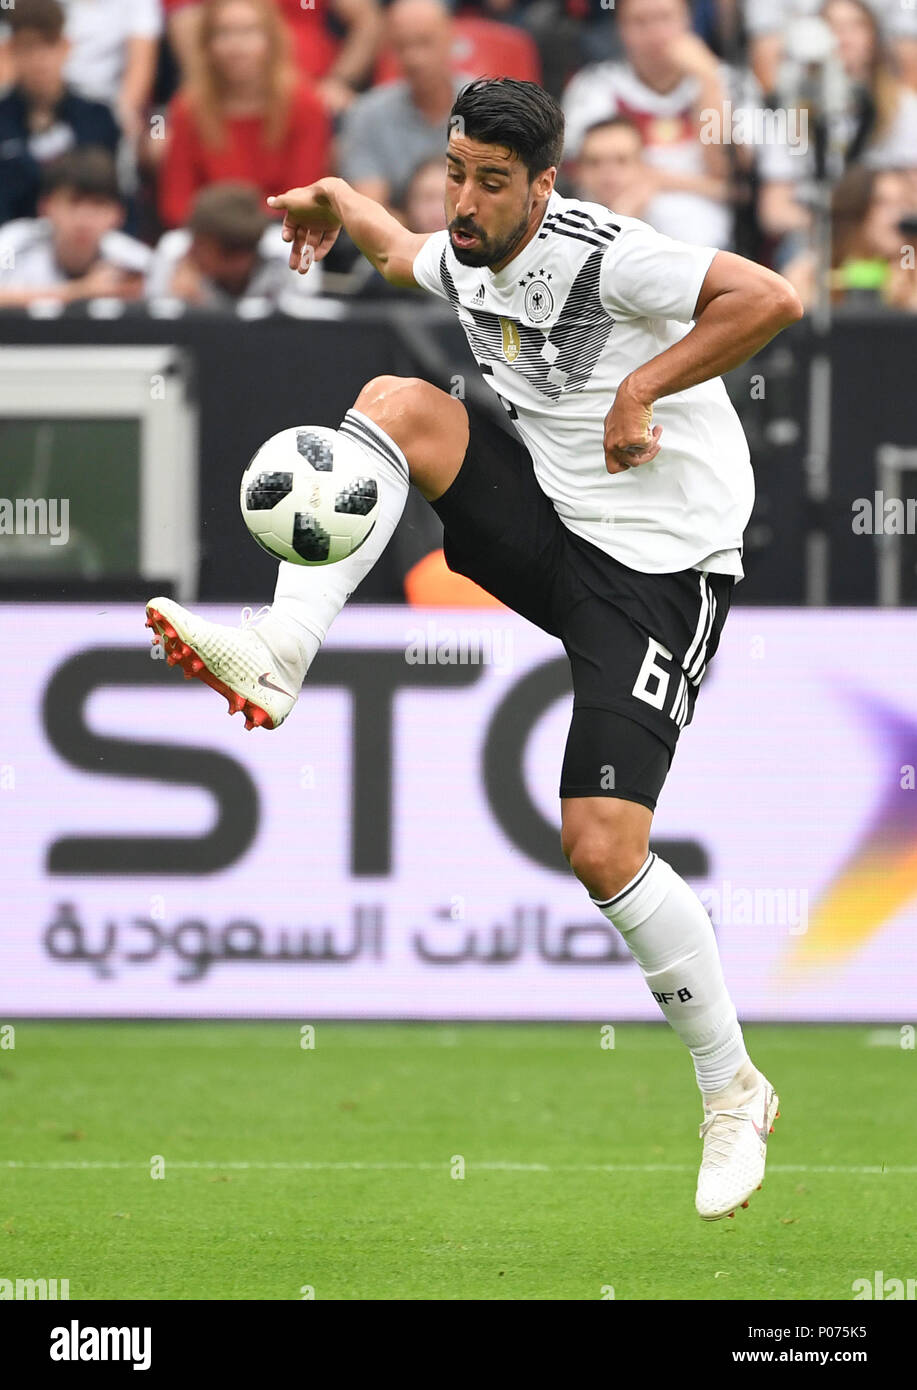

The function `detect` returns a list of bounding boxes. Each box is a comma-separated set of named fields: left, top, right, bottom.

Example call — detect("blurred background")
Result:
left=2, top=0, right=916, bottom=1023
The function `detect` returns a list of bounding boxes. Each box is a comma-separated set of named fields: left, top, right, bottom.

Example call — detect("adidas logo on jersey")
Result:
left=472, top=284, right=485, bottom=304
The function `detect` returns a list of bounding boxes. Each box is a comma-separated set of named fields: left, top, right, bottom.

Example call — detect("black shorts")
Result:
left=429, top=402, right=734, bottom=811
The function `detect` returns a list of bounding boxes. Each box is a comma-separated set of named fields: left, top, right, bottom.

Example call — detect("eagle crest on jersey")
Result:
left=437, top=207, right=621, bottom=403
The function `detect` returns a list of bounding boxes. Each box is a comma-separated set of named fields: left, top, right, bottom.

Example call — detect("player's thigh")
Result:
left=352, top=375, right=469, bottom=501
left=427, top=398, right=567, bottom=636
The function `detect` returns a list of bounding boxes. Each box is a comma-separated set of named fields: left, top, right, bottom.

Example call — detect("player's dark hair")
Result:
left=40, top=147, right=121, bottom=203
left=450, top=78, right=565, bottom=180
left=9, top=0, right=65, bottom=41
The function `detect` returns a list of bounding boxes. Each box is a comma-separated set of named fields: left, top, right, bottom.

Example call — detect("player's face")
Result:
left=445, top=134, right=555, bottom=271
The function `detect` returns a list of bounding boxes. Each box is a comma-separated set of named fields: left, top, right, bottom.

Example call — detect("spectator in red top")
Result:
left=164, top=0, right=382, bottom=117
left=158, top=0, right=330, bottom=229
left=275, top=0, right=382, bottom=114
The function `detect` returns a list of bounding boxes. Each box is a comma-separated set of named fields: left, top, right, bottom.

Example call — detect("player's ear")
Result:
left=533, top=166, right=556, bottom=201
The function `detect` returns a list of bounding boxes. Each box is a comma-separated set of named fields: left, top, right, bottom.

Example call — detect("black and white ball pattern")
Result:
left=240, top=426, right=380, bottom=566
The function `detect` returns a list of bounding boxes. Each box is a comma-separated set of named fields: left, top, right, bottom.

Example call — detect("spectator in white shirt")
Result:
left=561, top=0, right=748, bottom=247
left=0, top=146, right=150, bottom=306
left=58, top=0, right=162, bottom=137
left=146, top=181, right=323, bottom=310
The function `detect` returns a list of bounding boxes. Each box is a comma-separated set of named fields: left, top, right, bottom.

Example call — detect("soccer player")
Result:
left=146, top=78, right=803, bottom=1221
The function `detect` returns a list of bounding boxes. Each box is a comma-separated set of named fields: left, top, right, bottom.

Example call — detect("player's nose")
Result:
left=453, top=183, right=478, bottom=218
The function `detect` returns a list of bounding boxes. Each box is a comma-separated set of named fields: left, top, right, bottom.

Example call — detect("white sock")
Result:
left=592, top=853, right=749, bottom=1097
left=256, top=409, right=411, bottom=673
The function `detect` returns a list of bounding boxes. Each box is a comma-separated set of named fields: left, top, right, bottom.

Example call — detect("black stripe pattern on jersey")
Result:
left=438, top=242, right=616, bottom=402
left=538, top=208, right=622, bottom=251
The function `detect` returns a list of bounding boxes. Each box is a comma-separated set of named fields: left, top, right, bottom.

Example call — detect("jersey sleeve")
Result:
left=411, top=231, right=450, bottom=299
left=599, top=220, right=718, bottom=324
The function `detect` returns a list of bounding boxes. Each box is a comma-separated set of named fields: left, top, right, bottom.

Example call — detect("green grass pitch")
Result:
left=1, top=1022, right=914, bottom=1300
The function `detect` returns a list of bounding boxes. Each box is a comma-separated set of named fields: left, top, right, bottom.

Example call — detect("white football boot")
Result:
left=695, top=1064, right=780, bottom=1221
left=145, top=597, right=304, bottom=730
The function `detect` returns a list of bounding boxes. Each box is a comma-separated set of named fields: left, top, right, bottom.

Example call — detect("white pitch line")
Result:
left=2, top=1161, right=915, bottom=1175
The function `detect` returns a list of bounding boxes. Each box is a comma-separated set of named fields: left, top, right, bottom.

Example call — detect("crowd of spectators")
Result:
left=0, top=0, right=916, bottom=312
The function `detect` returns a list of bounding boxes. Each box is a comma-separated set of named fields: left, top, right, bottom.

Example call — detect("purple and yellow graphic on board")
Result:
left=784, top=695, right=917, bottom=972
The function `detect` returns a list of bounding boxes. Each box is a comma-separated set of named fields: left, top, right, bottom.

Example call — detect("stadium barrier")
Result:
left=0, top=305, right=915, bottom=604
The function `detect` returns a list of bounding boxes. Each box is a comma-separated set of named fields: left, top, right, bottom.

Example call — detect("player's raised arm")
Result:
left=604, top=249, right=804, bottom=474
left=267, top=177, right=433, bottom=288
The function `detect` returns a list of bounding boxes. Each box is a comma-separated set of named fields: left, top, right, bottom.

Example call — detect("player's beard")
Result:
left=448, top=209, right=532, bottom=269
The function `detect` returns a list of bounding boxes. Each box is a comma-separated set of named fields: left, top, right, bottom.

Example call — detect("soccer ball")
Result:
left=240, top=425, right=380, bottom=565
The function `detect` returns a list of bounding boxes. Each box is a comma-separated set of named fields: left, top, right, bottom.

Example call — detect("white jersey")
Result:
left=0, top=218, right=151, bottom=288
left=411, top=192, right=753, bottom=578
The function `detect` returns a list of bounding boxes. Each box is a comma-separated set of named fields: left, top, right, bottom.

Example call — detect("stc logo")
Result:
left=43, top=646, right=708, bottom=880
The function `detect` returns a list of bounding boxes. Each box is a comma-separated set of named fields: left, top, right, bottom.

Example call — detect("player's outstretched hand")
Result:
left=603, top=379, right=663, bottom=473
left=267, top=180, right=343, bottom=273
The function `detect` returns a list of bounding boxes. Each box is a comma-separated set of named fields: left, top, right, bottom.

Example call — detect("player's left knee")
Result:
left=354, top=376, right=461, bottom=443
left=354, top=375, right=423, bottom=416
left=352, top=376, right=468, bottom=497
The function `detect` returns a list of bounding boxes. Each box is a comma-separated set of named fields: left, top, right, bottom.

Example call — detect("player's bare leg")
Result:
left=146, top=376, right=469, bottom=728
left=350, top=375, right=469, bottom=503
left=561, top=795, right=779, bottom=1220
